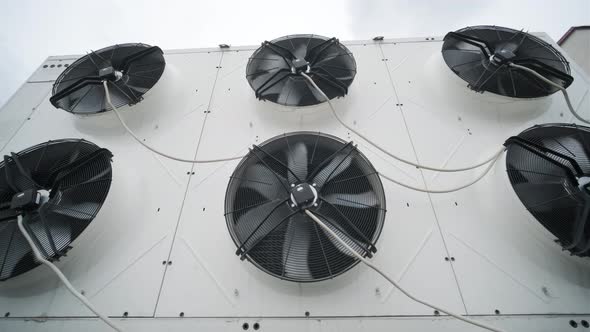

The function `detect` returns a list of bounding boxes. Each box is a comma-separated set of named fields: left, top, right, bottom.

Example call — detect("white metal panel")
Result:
left=0, top=83, right=51, bottom=151
left=1, top=315, right=589, bottom=332
left=27, top=57, right=79, bottom=82
left=0, top=33, right=588, bottom=331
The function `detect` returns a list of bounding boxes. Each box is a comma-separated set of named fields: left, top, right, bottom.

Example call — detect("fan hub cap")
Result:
left=98, top=66, right=123, bottom=82
left=291, top=58, right=310, bottom=74
left=490, top=44, right=517, bottom=66
left=290, top=183, right=318, bottom=208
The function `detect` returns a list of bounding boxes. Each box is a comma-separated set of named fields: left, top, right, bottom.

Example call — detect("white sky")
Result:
left=0, top=0, right=588, bottom=107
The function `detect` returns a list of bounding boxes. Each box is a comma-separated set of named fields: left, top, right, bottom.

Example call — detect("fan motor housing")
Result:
left=10, top=189, right=41, bottom=211
left=290, top=183, right=318, bottom=208
left=98, top=66, right=122, bottom=82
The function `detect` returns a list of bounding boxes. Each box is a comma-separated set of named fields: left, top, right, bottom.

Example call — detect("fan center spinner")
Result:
left=489, top=43, right=518, bottom=66
left=289, top=183, right=318, bottom=208
left=290, top=58, right=310, bottom=74
left=98, top=66, right=123, bottom=82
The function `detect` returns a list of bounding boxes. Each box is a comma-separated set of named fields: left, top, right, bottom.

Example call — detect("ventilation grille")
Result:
left=225, top=132, right=386, bottom=282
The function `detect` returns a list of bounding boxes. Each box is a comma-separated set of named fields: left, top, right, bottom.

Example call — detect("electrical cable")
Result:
left=304, top=209, right=509, bottom=332
left=300, top=72, right=505, bottom=172
left=508, top=63, right=589, bottom=125
left=379, top=147, right=505, bottom=193
left=103, top=81, right=244, bottom=164
left=16, top=215, right=123, bottom=332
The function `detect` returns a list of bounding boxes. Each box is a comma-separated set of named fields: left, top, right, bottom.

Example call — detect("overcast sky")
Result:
left=0, top=0, right=588, bottom=107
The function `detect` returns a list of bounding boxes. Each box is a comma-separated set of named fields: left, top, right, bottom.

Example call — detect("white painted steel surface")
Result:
left=0, top=33, right=589, bottom=331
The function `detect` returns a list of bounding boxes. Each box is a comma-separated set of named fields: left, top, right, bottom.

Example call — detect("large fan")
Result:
left=224, top=132, right=386, bottom=282
left=442, top=26, right=573, bottom=98
left=50, top=43, right=165, bottom=114
left=246, top=34, right=357, bottom=107
left=0, top=139, right=113, bottom=280
left=505, top=124, right=590, bottom=256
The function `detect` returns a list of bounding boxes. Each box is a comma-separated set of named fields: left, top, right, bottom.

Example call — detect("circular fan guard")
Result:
left=505, top=124, right=590, bottom=256
left=0, top=139, right=113, bottom=280
left=442, top=26, right=573, bottom=98
left=225, top=132, right=386, bottom=282
left=246, top=34, right=357, bottom=107
left=50, top=43, right=165, bottom=114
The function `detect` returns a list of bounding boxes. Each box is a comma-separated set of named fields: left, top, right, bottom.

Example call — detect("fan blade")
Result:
left=50, top=79, right=103, bottom=112
left=105, top=81, right=136, bottom=108
left=26, top=209, right=72, bottom=256
left=282, top=214, right=312, bottom=279
left=291, top=80, right=316, bottom=107
left=46, top=181, right=105, bottom=221
left=48, top=148, right=112, bottom=191
left=312, top=152, right=352, bottom=187
left=566, top=201, right=590, bottom=250
left=323, top=192, right=378, bottom=209
left=234, top=200, right=290, bottom=246
left=316, top=214, right=365, bottom=258
left=240, top=164, right=286, bottom=200
left=276, top=77, right=297, bottom=105
left=0, top=220, right=36, bottom=280
left=120, top=46, right=163, bottom=72
left=287, top=142, right=308, bottom=184
left=443, top=49, right=484, bottom=72
left=3, top=154, right=37, bottom=192
left=513, top=182, right=578, bottom=212
left=262, top=41, right=297, bottom=62
left=48, top=202, right=100, bottom=220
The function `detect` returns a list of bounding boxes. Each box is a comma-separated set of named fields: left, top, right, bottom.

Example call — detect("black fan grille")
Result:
left=225, top=132, right=386, bottom=282
left=506, top=124, right=590, bottom=256
left=50, top=43, right=165, bottom=114
left=246, top=34, right=357, bottom=107
left=442, top=26, right=573, bottom=98
left=0, top=139, right=113, bottom=280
